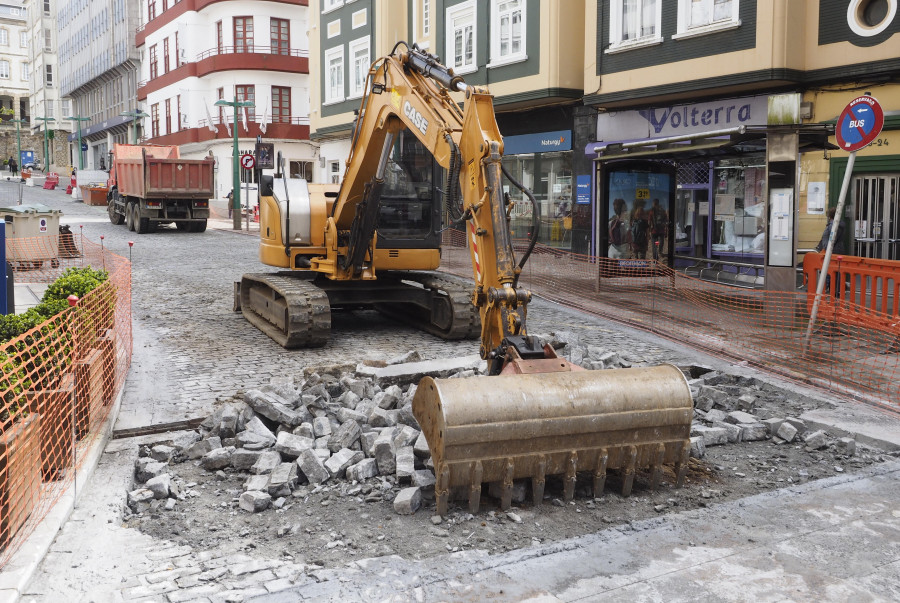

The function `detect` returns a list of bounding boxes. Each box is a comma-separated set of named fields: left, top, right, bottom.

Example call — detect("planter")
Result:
left=74, top=349, right=103, bottom=437
left=26, top=373, right=75, bottom=480
left=0, top=413, right=41, bottom=549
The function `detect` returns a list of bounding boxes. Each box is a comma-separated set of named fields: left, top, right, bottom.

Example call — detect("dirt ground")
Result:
left=122, top=367, right=893, bottom=570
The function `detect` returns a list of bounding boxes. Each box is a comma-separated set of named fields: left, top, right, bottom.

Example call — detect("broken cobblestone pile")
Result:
left=126, top=340, right=868, bottom=519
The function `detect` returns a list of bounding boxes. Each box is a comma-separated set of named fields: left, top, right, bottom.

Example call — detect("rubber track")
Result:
left=377, top=272, right=481, bottom=340
left=240, top=274, right=331, bottom=348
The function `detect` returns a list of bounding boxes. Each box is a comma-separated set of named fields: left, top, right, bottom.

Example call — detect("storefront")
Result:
left=500, top=130, right=575, bottom=249
left=586, top=93, right=835, bottom=283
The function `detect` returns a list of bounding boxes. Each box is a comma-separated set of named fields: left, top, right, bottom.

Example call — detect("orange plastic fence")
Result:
left=441, top=229, right=900, bottom=407
left=0, top=233, right=131, bottom=566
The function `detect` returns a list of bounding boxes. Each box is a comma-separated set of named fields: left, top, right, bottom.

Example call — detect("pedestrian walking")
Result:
left=8, top=157, right=18, bottom=177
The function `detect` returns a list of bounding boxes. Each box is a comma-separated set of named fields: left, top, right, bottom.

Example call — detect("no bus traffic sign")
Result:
left=836, top=96, right=884, bottom=152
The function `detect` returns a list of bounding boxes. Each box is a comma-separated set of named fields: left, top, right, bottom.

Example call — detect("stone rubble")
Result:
left=125, top=340, right=867, bottom=518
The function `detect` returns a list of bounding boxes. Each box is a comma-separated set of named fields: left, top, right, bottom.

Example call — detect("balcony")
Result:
left=147, top=117, right=310, bottom=147
left=136, top=0, right=308, bottom=47
left=137, top=46, right=309, bottom=100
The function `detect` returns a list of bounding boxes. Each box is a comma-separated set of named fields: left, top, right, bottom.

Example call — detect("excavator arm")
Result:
left=326, top=44, right=534, bottom=372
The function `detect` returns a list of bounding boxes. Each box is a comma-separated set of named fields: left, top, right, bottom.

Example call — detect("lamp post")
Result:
left=64, top=116, right=91, bottom=170
left=35, top=116, right=56, bottom=171
left=8, top=118, right=26, bottom=171
left=119, top=109, right=149, bottom=144
left=215, top=98, right=255, bottom=230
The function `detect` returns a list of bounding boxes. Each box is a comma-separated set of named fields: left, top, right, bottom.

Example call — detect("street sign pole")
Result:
left=803, top=95, right=884, bottom=352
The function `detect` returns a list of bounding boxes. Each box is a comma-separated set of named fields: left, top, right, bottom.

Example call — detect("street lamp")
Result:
left=64, top=115, right=91, bottom=170
left=8, top=118, right=27, bottom=172
left=215, top=98, right=255, bottom=230
left=35, top=116, right=56, bottom=171
left=119, top=109, right=149, bottom=144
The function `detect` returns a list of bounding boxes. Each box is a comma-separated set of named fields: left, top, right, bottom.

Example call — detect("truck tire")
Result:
left=134, top=205, right=155, bottom=234
left=108, top=196, right=124, bottom=225
left=190, top=220, right=207, bottom=233
left=125, top=203, right=135, bottom=231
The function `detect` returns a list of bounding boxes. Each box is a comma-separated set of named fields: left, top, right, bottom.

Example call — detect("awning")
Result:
left=588, top=124, right=837, bottom=162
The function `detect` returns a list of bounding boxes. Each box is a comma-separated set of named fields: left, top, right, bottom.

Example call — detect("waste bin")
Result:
left=0, top=204, right=63, bottom=270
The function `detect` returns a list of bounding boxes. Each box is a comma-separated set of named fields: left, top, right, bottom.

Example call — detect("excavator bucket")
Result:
left=412, top=364, right=693, bottom=516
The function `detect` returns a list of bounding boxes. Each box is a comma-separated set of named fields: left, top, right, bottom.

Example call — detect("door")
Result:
left=853, top=174, right=900, bottom=260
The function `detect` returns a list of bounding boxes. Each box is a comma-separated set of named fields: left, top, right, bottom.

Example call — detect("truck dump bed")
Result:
left=113, top=144, right=215, bottom=200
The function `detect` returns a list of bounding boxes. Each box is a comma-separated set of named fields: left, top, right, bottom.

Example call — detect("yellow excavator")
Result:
left=239, top=43, right=693, bottom=515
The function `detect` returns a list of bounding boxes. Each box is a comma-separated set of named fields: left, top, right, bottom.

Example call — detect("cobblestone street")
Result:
left=7, top=183, right=900, bottom=602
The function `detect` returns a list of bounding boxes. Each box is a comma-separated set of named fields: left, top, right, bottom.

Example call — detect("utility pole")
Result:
left=35, top=116, right=56, bottom=171
left=215, top=98, right=255, bottom=230
left=64, top=115, right=91, bottom=169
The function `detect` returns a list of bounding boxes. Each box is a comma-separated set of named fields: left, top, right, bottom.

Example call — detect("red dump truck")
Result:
left=106, top=143, right=215, bottom=233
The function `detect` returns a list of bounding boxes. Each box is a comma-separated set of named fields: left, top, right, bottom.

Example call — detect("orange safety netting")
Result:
left=0, top=233, right=131, bottom=566
left=440, top=229, right=900, bottom=408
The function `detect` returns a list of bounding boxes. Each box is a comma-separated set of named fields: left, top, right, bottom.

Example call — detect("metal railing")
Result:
left=195, top=45, right=308, bottom=61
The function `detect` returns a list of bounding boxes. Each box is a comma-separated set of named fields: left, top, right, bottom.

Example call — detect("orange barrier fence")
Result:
left=440, top=229, right=900, bottom=407
left=0, top=234, right=131, bottom=567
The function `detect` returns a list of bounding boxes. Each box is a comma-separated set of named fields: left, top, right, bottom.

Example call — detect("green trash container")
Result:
left=0, top=204, right=63, bottom=270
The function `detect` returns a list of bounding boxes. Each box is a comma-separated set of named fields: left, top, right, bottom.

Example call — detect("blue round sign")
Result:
left=836, top=96, right=884, bottom=152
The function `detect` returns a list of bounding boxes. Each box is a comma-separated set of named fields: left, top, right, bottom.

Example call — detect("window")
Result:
left=217, top=87, right=225, bottom=124
left=0, top=29, right=7, bottom=46
left=272, top=86, right=290, bottom=123
left=165, top=98, right=171, bottom=134
left=490, top=0, right=526, bottom=66
left=21, top=62, right=27, bottom=81
left=216, top=20, right=223, bottom=53
left=608, top=0, right=662, bottom=51
left=446, top=0, right=476, bottom=74
left=163, top=39, right=170, bottom=73
left=236, top=84, right=255, bottom=121
left=175, top=32, right=180, bottom=65
left=43, top=0, right=50, bottom=14
left=330, top=161, right=340, bottom=184
left=676, top=0, right=740, bottom=36
left=413, top=0, right=430, bottom=47
left=45, top=64, right=53, bottom=86
left=148, top=0, right=156, bottom=21
left=149, top=44, right=158, bottom=79
left=19, top=31, right=26, bottom=47
left=234, top=17, right=253, bottom=53
left=46, top=28, right=53, bottom=50
left=271, top=18, right=289, bottom=56
left=177, top=94, right=182, bottom=130
left=348, top=36, right=370, bottom=98
left=151, top=103, right=159, bottom=137
left=0, top=61, right=8, bottom=79
left=322, top=0, right=342, bottom=13
left=324, top=46, right=344, bottom=104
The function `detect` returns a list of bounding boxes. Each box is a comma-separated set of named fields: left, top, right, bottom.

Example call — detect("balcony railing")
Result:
left=198, top=116, right=310, bottom=128
left=196, top=45, right=308, bottom=61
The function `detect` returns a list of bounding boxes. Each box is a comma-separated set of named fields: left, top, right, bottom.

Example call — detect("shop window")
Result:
left=489, top=0, right=526, bottom=67
left=446, top=0, right=476, bottom=74
left=675, top=0, right=740, bottom=38
left=290, top=161, right=313, bottom=181
left=608, top=0, right=662, bottom=52
left=501, top=151, right=575, bottom=249
left=710, top=159, right=765, bottom=258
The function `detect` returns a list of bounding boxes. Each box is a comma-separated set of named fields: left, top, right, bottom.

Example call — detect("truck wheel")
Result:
left=108, top=199, right=124, bottom=225
left=134, top=206, right=152, bottom=234
left=190, top=220, right=207, bottom=233
left=125, top=203, right=135, bottom=231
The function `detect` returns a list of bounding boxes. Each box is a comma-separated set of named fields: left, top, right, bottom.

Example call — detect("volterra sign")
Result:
left=597, top=95, right=774, bottom=142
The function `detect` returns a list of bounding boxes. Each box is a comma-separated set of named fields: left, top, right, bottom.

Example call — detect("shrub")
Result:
left=42, top=266, right=109, bottom=303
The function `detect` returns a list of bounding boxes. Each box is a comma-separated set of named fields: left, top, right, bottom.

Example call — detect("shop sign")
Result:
left=504, top=130, right=572, bottom=155
left=596, top=95, right=770, bottom=142
left=576, top=175, right=591, bottom=204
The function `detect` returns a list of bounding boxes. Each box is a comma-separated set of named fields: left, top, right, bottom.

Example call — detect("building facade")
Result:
left=1, top=1, right=40, bottom=167
left=310, top=0, right=589, bottom=250
left=57, top=0, right=142, bottom=171
left=582, top=0, right=900, bottom=277
left=136, top=0, right=313, bottom=200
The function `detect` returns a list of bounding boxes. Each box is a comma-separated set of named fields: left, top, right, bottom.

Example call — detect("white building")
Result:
left=137, top=0, right=314, bottom=199
left=57, top=0, right=142, bottom=170
left=2, top=1, right=45, bottom=165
